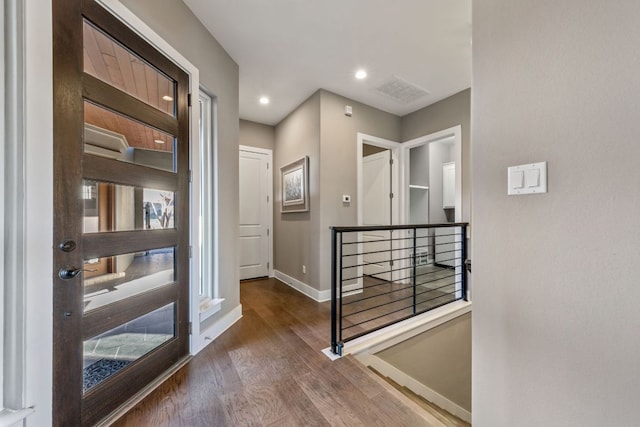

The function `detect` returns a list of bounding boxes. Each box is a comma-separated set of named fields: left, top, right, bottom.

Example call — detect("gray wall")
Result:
left=239, top=119, right=275, bottom=151
left=273, top=89, right=402, bottom=291
left=473, top=1, right=640, bottom=426
left=274, top=91, right=321, bottom=285
left=122, top=0, right=240, bottom=318
left=318, top=90, right=401, bottom=291
left=376, top=313, right=471, bottom=412
left=402, top=89, right=471, bottom=222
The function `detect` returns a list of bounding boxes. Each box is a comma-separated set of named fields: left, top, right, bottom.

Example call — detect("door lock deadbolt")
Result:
left=58, top=239, right=77, bottom=252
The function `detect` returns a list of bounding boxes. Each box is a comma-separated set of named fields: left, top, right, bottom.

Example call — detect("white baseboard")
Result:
left=273, top=270, right=362, bottom=302
left=358, top=353, right=471, bottom=423
left=274, top=270, right=326, bottom=301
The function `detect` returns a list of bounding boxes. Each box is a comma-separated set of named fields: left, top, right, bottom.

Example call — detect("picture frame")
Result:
left=281, top=156, right=309, bottom=213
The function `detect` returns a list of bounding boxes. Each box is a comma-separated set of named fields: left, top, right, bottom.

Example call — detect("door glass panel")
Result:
left=83, top=248, right=175, bottom=313
left=83, top=180, right=175, bottom=233
left=83, top=303, right=175, bottom=393
left=83, top=19, right=176, bottom=116
left=84, top=101, right=176, bottom=172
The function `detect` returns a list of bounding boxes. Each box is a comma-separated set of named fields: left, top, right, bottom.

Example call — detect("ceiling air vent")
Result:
left=375, top=75, right=430, bottom=104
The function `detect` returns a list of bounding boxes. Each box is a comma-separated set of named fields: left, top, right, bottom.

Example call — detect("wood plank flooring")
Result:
left=112, top=278, right=454, bottom=426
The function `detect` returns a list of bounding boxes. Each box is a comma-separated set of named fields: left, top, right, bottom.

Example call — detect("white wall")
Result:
left=473, top=1, right=640, bottom=426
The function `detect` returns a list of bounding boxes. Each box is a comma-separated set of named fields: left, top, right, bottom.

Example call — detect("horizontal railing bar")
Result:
left=343, top=283, right=459, bottom=318
left=343, top=304, right=419, bottom=329
left=341, top=258, right=462, bottom=282
left=353, top=270, right=460, bottom=296
left=332, top=222, right=468, bottom=233
left=341, top=264, right=461, bottom=285
left=342, top=276, right=460, bottom=308
left=341, top=243, right=433, bottom=258
left=344, top=253, right=462, bottom=271
left=343, top=296, right=463, bottom=341
left=340, top=233, right=463, bottom=247
left=344, top=253, right=459, bottom=270
left=343, top=288, right=461, bottom=325
left=342, top=290, right=460, bottom=329
left=345, top=278, right=460, bottom=309
left=341, top=235, right=422, bottom=246
left=385, top=271, right=460, bottom=289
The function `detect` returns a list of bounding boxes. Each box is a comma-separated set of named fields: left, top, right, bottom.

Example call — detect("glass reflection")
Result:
left=83, top=19, right=176, bottom=116
left=84, top=101, right=176, bottom=173
left=83, top=180, right=175, bottom=233
left=83, top=303, right=175, bottom=393
left=83, top=248, right=175, bottom=313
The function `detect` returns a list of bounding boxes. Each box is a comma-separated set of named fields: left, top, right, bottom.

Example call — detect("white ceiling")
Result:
left=183, top=0, right=471, bottom=126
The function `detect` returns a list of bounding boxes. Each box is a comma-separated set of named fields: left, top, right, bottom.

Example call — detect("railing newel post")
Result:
left=330, top=227, right=337, bottom=354
left=338, top=231, right=344, bottom=353
left=461, top=224, right=468, bottom=301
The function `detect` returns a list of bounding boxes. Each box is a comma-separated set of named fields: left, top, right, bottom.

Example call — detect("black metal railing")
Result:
left=330, top=223, right=468, bottom=355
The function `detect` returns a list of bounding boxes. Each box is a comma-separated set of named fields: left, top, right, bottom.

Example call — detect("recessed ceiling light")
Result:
left=259, top=96, right=270, bottom=105
left=154, top=139, right=165, bottom=144
left=355, top=70, right=367, bottom=80
left=162, top=95, right=173, bottom=101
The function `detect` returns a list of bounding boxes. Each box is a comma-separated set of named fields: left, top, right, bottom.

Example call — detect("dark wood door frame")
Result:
left=52, top=1, right=190, bottom=425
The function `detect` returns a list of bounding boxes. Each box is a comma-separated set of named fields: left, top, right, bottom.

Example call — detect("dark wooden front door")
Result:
left=52, top=1, right=190, bottom=424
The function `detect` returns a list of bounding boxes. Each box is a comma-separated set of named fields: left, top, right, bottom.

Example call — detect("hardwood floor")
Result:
left=113, top=278, right=455, bottom=426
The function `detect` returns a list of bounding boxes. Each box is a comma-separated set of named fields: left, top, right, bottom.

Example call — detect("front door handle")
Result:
left=58, top=266, right=96, bottom=280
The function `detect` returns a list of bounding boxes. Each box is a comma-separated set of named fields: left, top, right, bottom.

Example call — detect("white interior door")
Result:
left=362, top=150, right=392, bottom=280
left=239, top=148, right=271, bottom=280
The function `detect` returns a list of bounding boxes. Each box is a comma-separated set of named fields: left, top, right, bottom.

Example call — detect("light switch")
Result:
left=510, top=170, right=524, bottom=189
left=508, top=162, right=547, bottom=195
left=525, top=169, right=540, bottom=187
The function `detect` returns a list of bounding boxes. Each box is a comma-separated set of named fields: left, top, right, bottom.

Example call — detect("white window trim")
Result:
left=198, top=90, right=223, bottom=323
left=1, top=0, right=36, bottom=424
left=1, top=0, right=6, bottom=414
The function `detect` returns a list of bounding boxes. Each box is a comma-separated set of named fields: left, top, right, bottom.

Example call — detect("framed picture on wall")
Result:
left=281, top=156, right=309, bottom=213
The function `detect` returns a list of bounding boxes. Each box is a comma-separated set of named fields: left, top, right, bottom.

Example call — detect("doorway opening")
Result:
left=356, top=133, right=401, bottom=287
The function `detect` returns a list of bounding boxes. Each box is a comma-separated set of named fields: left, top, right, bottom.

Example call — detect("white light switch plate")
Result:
left=508, top=162, right=547, bottom=195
